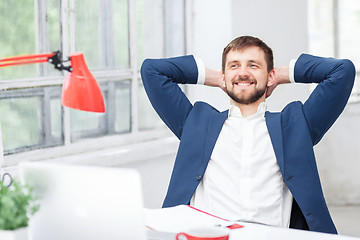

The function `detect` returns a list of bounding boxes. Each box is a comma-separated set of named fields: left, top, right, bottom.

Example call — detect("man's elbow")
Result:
left=341, top=58, right=356, bottom=82
left=140, top=58, right=154, bottom=77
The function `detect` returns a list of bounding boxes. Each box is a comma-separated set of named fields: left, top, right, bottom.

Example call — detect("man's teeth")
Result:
left=236, top=82, right=251, bottom=85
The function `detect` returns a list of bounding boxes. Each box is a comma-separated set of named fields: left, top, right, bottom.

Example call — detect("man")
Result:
left=140, top=36, right=355, bottom=234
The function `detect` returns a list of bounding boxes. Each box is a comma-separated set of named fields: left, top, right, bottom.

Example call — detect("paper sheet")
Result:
left=144, top=205, right=233, bottom=233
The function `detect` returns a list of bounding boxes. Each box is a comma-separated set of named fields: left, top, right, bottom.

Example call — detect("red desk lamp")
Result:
left=0, top=51, right=105, bottom=113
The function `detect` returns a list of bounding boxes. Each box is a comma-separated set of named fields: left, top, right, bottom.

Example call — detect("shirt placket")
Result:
left=240, top=118, right=254, bottom=215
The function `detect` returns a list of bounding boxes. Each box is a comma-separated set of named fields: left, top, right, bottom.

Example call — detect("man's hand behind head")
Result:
left=266, top=66, right=290, bottom=98
left=204, top=67, right=226, bottom=92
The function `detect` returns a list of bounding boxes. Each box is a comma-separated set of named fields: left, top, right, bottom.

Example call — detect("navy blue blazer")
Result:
left=140, top=54, right=355, bottom=234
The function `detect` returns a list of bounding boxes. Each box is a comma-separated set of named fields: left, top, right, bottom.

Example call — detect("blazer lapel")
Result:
left=265, top=111, right=285, bottom=173
left=203, top=110, right=228, bottom=165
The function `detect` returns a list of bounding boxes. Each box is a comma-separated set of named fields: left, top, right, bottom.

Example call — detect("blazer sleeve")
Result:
left=140, top=55, right=199, bottom=139
left=294, top=54, right=356, bottom=145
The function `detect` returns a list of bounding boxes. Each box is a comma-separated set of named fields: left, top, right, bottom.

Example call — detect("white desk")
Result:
left=229, top=221, right=360, bottom=240
left=145, top=206, right=360, bottom=240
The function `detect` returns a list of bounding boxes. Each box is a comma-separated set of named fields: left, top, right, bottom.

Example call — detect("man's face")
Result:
left=222, top=46, right=273, bottom=105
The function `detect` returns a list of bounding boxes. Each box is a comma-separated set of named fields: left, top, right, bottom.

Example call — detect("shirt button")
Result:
left=196, top=174, right=202, bottom=181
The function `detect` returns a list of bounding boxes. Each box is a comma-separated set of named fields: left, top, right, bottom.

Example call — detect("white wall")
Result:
left=187, top=0, right=310, bottom=112
left=188, top=0, right=360, bottom=206
left=315, top=103, right=360, bottom=205
left=230, top=0, right=310, bottom=112
left=186, top=0, right=232, bottom=111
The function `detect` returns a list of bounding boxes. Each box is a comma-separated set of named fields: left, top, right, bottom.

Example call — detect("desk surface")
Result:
left=147, top=223, right=360, bottom=240
left=229, top=221, right=360, bottom=240
left=145, top=206, right=360, bottom=240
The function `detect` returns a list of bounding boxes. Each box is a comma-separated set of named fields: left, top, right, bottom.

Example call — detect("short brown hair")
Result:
left=222, top=36, right=273, bottom=73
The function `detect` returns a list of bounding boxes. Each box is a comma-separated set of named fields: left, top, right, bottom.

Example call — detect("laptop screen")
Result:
left=19, top=162, right=147, bottom=240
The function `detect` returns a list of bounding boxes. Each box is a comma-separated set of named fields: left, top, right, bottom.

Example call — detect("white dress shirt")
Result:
left=190, top=57, right=296, bottom=228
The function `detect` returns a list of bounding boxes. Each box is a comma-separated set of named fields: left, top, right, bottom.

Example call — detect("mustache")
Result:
left=232, top=77, right=256, bottom=84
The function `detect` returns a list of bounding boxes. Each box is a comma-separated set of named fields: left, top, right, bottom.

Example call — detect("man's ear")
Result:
left=267, top=69, right=275, bottom=87
left=221, top=72, right=226, bottom=88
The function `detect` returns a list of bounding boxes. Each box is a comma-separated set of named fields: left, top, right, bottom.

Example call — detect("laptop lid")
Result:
left=19, top=162, right=146, bottom=240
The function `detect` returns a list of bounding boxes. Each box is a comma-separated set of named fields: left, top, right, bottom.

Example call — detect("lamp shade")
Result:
left=61, top=52, right=105, bottom=113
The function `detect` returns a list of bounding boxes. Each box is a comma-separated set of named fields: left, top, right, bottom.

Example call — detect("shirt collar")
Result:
left=228, top=102, right=266, bottom=119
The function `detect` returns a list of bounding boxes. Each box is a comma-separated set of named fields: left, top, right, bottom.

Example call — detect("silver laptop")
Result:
left=19, top=162, right=147, bottom=240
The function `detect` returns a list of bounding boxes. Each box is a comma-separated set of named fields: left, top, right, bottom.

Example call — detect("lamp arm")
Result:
left=0, top=51, right=106, bottom=113
left=0, top=50, right=72, bottom=72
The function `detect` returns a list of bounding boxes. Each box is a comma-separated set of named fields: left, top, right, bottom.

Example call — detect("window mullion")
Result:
left=106, top=82, right=116, bottom=134
left=333, top=0, right=339, bottom=58
left=35, top=0, right=51, bottom=76
left=163, top=0, right=185, bottom=57
left=129, top=0, right=139, bottom=133
left=99, top=0, right=115, bottom=68
left=60, top=0, right=72, bottom=145
left=42, top=88, right=52, bottom=145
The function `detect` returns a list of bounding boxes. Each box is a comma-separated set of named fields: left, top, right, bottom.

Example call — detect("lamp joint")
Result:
left=48, top=50, right=73, bottom=72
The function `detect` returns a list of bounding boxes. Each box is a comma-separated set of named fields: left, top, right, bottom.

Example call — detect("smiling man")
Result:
left=140, top=36, right=355, bottom=234
left=221, top=40, right=275, bottom=114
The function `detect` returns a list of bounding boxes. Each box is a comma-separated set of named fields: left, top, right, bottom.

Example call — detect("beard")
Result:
left=226, top=81, right=267, bottom=105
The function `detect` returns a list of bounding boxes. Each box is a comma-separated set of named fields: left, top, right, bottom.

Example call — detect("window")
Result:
left=0, top=0, right=186, bottom=155
left=308, top=0, right=360, bottom=102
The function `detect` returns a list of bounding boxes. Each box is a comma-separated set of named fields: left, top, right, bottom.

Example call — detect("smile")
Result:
left=234, top=82, right=254, bottom=86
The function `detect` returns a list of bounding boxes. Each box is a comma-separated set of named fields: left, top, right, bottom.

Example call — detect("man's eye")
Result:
left=250, top=64, right=258, bottom=68
left=230, top=64, right=238, bottom=68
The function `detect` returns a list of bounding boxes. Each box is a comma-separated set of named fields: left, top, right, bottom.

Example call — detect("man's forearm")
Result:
left=204, top=67, right=223, bottom=88
left=275, top=66, right=291, bottom=85
left=195, top=57, right=224, bottom=91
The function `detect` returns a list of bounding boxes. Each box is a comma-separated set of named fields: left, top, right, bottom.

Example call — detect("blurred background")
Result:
left=0, top=0, right=359, bottom=237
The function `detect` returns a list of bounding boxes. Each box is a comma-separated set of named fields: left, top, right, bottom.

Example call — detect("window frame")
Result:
left=1, top=0, right=186, bottom=161
left=322, top=0, right=360, bottom=102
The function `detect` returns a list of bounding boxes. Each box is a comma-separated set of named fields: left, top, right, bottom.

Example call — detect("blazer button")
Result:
left=196, top=174, right=202, bottom=181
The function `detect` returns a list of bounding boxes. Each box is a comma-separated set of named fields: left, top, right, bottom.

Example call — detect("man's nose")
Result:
left=237, top=67, right=250, bottom=79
